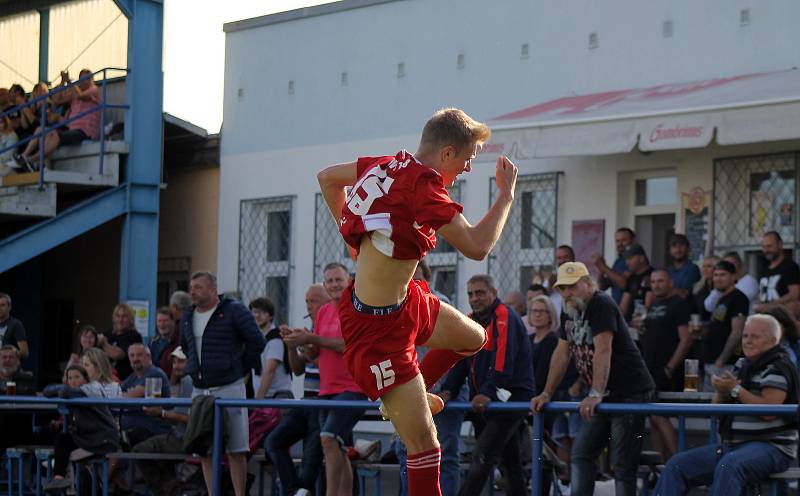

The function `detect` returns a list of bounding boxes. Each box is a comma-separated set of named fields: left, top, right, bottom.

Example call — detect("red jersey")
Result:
left=339, top=150, right=463, bottom=260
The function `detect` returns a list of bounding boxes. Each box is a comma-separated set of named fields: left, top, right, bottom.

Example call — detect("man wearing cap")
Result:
left=132, top=347, right=193, bottom=496
left=619, top=243, right=653, bottom=322
left=531, top=262, right=654, bottom=496
left=700, top=260, right=749, bottom=391
left=666, top=234, right=701, bottom=299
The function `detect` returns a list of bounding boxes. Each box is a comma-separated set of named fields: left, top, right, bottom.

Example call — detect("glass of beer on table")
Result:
left=5, top=381, right=16, bottom=396
left=684, top=359, right=699, bottom=392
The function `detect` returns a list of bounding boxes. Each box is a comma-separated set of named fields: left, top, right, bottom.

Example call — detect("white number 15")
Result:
left=369, top=359, right=395, bottom=391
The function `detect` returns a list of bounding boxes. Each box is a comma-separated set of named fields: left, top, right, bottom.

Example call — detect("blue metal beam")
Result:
left=0, top=185, right=128, bottom=273
left=118, top=0, right=163, bottom=337
left=38, top=8, right=49, bottom=83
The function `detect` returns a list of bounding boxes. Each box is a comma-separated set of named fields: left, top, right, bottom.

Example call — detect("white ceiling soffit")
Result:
left=484, top=69, right=800, bottom=160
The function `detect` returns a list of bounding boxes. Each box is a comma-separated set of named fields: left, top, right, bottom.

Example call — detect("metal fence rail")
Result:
left=2, top=396, right=797, bottom=496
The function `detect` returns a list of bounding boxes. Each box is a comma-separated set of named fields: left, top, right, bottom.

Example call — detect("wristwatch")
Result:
left=588, top=388, right=605, bottom=399
left=730, top=384, right=742, bottom=399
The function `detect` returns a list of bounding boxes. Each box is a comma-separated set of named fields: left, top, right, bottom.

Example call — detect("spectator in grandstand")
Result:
left=98, top=303, right=143, bottom=380
left=637, top=269, right=693, bottom=458
left=120, top=343, right=171, bottom=444
left=81, top=347, right=123, bottom=397
left=701, top=260, right=749, bottom=391
left=655, top=314, right=800, bottom=495
left=66, top=324, right=101, bottom=371
left=281, top=263, right=366, bottom=496
left=0, top=345, right=34, bottom=394
left=592, top=227, right=635, bottom=305
left=556, top=244, right=575, bottom=267
left=704, top=251, right=758, bottom=311
left=666, top=234, right=701, bottom=299
left=693, top=255, right=719, bottom=321
left=132, top=347, right=193, bottom=496
left=763, top=306, right=800, bottom=364
left=181, top=270, right=265, bottom=496
left=15, top=69, right=100, bottom=171
left=249, top=296, right=293, bottom=400
left=265, top=283, right=329, bottom=496
left=526, top=283, right=548, bottom=300
left=442, top=274, right=534, bottom=496
left=0, top=112, right=18, bottom=174
left=149, top=306, right=180, bottom=376
left=504, top=290, right=526, bottom=317
left=619, top=243, right=653, bottom=321
left=531, top=262, right=655, bottom=496
left=756, top=231, right=800, bottom=313
left=0, top=292, right=29, bottom=359
left=0, top=86, right=21, bottom=134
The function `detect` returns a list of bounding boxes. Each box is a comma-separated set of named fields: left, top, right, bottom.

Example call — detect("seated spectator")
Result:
left=666, top=234, right=701, bottom=299
left=0, top=114, right=18, bottom=174
left=120, top=343, right=171, bottom=445
left=637, top=269, right=693, bottom=458
left=42, top=364, right=121, bottom=492
left=132, top=347, right=193, bottom=496
left=0, top=345, right=34, bottom=394
left=80, top=347, right=123, bottom=397
left=67, top=324, right=100, bottom=369
left=149, top=306, right=180, bottom=376
left=503, top=290, right=527, bottom=316
left=249, top=297, right=293, bottom=400
left=655, top=314, right=799, bottom=495
left=705, top=251, right=759, bottom=312
left=16, top=69, right=100, bottom=170
left=0, top=292, right=28, bottom=359
left=98, top=303, right=143, bottom=380
left=0, top=87, right=22, bottom=135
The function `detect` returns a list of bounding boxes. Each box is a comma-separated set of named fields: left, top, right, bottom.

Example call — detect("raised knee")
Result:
left=458, top=327, right=487, bottom=356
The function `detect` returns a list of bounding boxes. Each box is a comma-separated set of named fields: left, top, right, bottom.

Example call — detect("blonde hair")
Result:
left=82, top=347, right=117, bottom=384
left=528, top=295, right=560, bottom=333
left=112, top=303, right=135, bottom=330
left=419, top=108, right=491, bottom=154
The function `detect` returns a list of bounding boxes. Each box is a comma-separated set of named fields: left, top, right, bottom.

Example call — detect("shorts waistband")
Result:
left=351, top=291, right=402, bottom=316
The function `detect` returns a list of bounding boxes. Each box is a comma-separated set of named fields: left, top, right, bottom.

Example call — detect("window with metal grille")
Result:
left=713, top=152, right=798, bottom=258
left=426, top=181, right=463, bottom=304
left=238, top=196, right=293, bottom=324
left=489, top=172, right=560, bottom=293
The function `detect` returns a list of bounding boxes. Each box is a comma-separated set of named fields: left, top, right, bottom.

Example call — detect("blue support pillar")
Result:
left=117, top=0, right=163, bottom=338
left=38, top=9, right=49, bottom=83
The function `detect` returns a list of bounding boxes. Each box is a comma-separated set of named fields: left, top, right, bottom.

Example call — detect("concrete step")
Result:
left=0, top=183, right=56, bottom=217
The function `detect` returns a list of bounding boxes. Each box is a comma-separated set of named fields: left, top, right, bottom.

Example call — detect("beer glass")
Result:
left=6, top=381, right=16, bottom=396
left=684, top=359, right=699, bottom=392
left=145, top=377, right=162, bottom=398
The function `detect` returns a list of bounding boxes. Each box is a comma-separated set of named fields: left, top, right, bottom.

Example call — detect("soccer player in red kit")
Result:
left=317, top=108, right=517, bottom=496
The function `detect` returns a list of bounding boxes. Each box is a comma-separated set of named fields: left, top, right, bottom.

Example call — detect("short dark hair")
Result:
left=527, top=283, right=549, bottom=296
left=0, top=345, right=20, bottom=359
left=323, top=262, right=348, bottom=274
left=467, top=274, right=496, bottom=290
left=9, top=84, right=23, bottom=96
left=616, top=227, right=636, bottom=239
left=557, top=245, right=576, bottom=260
left=249, top=297, right=275, bottom=316
left=65, top=364, right=90, bottom=383
left=156, top=306, right=171, bottom=317
left=191, top=271, right=217, bottom=287
left=764, top=231, right=783, bottom=244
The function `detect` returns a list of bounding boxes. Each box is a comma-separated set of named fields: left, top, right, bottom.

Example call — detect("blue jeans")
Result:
left=265, top=406, right=323, bottom=495
left=654, top=442, right=792, bottom=496
left=318, top=391, right=367, bottom=447
left=571, top=392, right=652, bottom=496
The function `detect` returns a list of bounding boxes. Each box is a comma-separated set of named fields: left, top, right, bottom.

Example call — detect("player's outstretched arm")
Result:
left=317, top=162, right=357, bottom=224
left=438, top=156, right=517, bottom=260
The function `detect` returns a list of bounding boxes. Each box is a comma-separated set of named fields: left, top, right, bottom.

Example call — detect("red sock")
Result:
left=418, top=349, right=467, bottom=390
left=407, top=448, right=441, bottom=496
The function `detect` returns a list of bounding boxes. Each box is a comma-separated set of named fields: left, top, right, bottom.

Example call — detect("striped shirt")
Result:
left=726, top=357, right=798, bottom=457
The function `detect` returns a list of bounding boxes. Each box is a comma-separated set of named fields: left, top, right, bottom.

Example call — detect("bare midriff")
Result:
left=354, top=235, right=417, bottom=307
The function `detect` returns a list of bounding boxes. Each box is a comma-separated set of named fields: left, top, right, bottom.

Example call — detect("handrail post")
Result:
left=38, top=96, right=47, bottom=189
left=211, top=400, right=223, bottom=496
left=531, top=410, right=544, bottom=496
left=678, top=416, right=686, bottom=452
left=99, top=70, right=107, bottom=175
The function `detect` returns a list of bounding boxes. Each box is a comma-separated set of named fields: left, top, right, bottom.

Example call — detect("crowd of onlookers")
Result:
left=0, top=69, right=101, bottom=176
left=1, top=226, right=800, bottom=495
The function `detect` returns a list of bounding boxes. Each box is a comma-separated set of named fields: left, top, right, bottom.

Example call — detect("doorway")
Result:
left=635, top=213, right=675, bottom=268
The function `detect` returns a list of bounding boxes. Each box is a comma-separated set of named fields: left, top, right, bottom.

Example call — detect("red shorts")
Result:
left=338, top=280, right=441, bottom=401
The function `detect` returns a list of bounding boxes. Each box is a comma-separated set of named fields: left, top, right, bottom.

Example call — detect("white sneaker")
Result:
left=293, top=489, right=311, bottom=496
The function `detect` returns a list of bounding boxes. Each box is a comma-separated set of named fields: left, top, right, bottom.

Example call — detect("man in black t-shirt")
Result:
left=0, top=293, right=28, bottom=360
left=702, top=260, right=749, bottom=391
left=619, top=243, right=653, bottom=322
left=756, top=231, right=800, bottom=312
left=639, top=269, right=693, bottom=458
left=531, top=262, right=654, bottom=496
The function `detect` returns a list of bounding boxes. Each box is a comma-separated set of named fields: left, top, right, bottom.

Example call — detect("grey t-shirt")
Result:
left=252, top=336, right=293, bottom=397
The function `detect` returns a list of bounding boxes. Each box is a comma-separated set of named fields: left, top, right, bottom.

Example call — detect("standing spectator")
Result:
left=592, top=227, right=635, bottom=304
left=169, top=290, right=192, bottom=322
left=666, top=234, right=701, bottom=298
left=120, top=344, right=172, bottom=444
left=503, top=290, right=526, bottom=317
left=0, top=292, right=29, bottom=359
left=701, top=261, right=749, bottom=391
left=638, top=269, right=693, bottom=458
left=654, top=314, right=799, bottom=495
left=98, top=303, right=143, bottom=380
left=132, top=347, right=193, bottom=496
left=442, top=274, right=534, bottom=496
left=704, top=252, right=759, bottom=312
left=17, top=69, right=101, bottom=170
left=531, top=262, right=655, bottom=496
left=0, top=345, right=34, bottom=394
left=526, top=283, right=548, bottom=303
left=556, top=245, right=575, bottom=267
left=249, top=297, right=293, bottom=399
left=266, top=283, right=329, bottom=496
left=693, top=256, right=719, bottom=321
left=756, top=231, right=800, bottom=312
left=149, top=307, right=180, bottom=376
left=181, top=271, right=265, bottom=496
left=281, top=263, right=367, bottom=496
left=619, top=243, right=653, bottom=321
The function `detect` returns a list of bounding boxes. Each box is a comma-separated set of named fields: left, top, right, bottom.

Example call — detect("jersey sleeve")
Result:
left=414, top=173, right=463, bottom=230
left=355, top=156, right=383, bottom=178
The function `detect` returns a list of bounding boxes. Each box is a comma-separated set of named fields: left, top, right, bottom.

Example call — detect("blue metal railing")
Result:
left=1, top=396, right=797, bottom=496
left=0, top=67, right=129, bottom=190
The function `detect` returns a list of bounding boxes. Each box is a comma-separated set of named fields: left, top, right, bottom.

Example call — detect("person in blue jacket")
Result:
left=441, top=274, right=535, bottom=496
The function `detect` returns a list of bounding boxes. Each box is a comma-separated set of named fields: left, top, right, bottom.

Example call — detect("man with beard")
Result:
left=592, top=227, right=635, bottom=305
left=531, top=262, right=654, bottom=496
left=666, top=234, right=701, bottom=299
left=755, top=231, right=800, bottom=312
left=619, top=243, right=653, bottom=322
